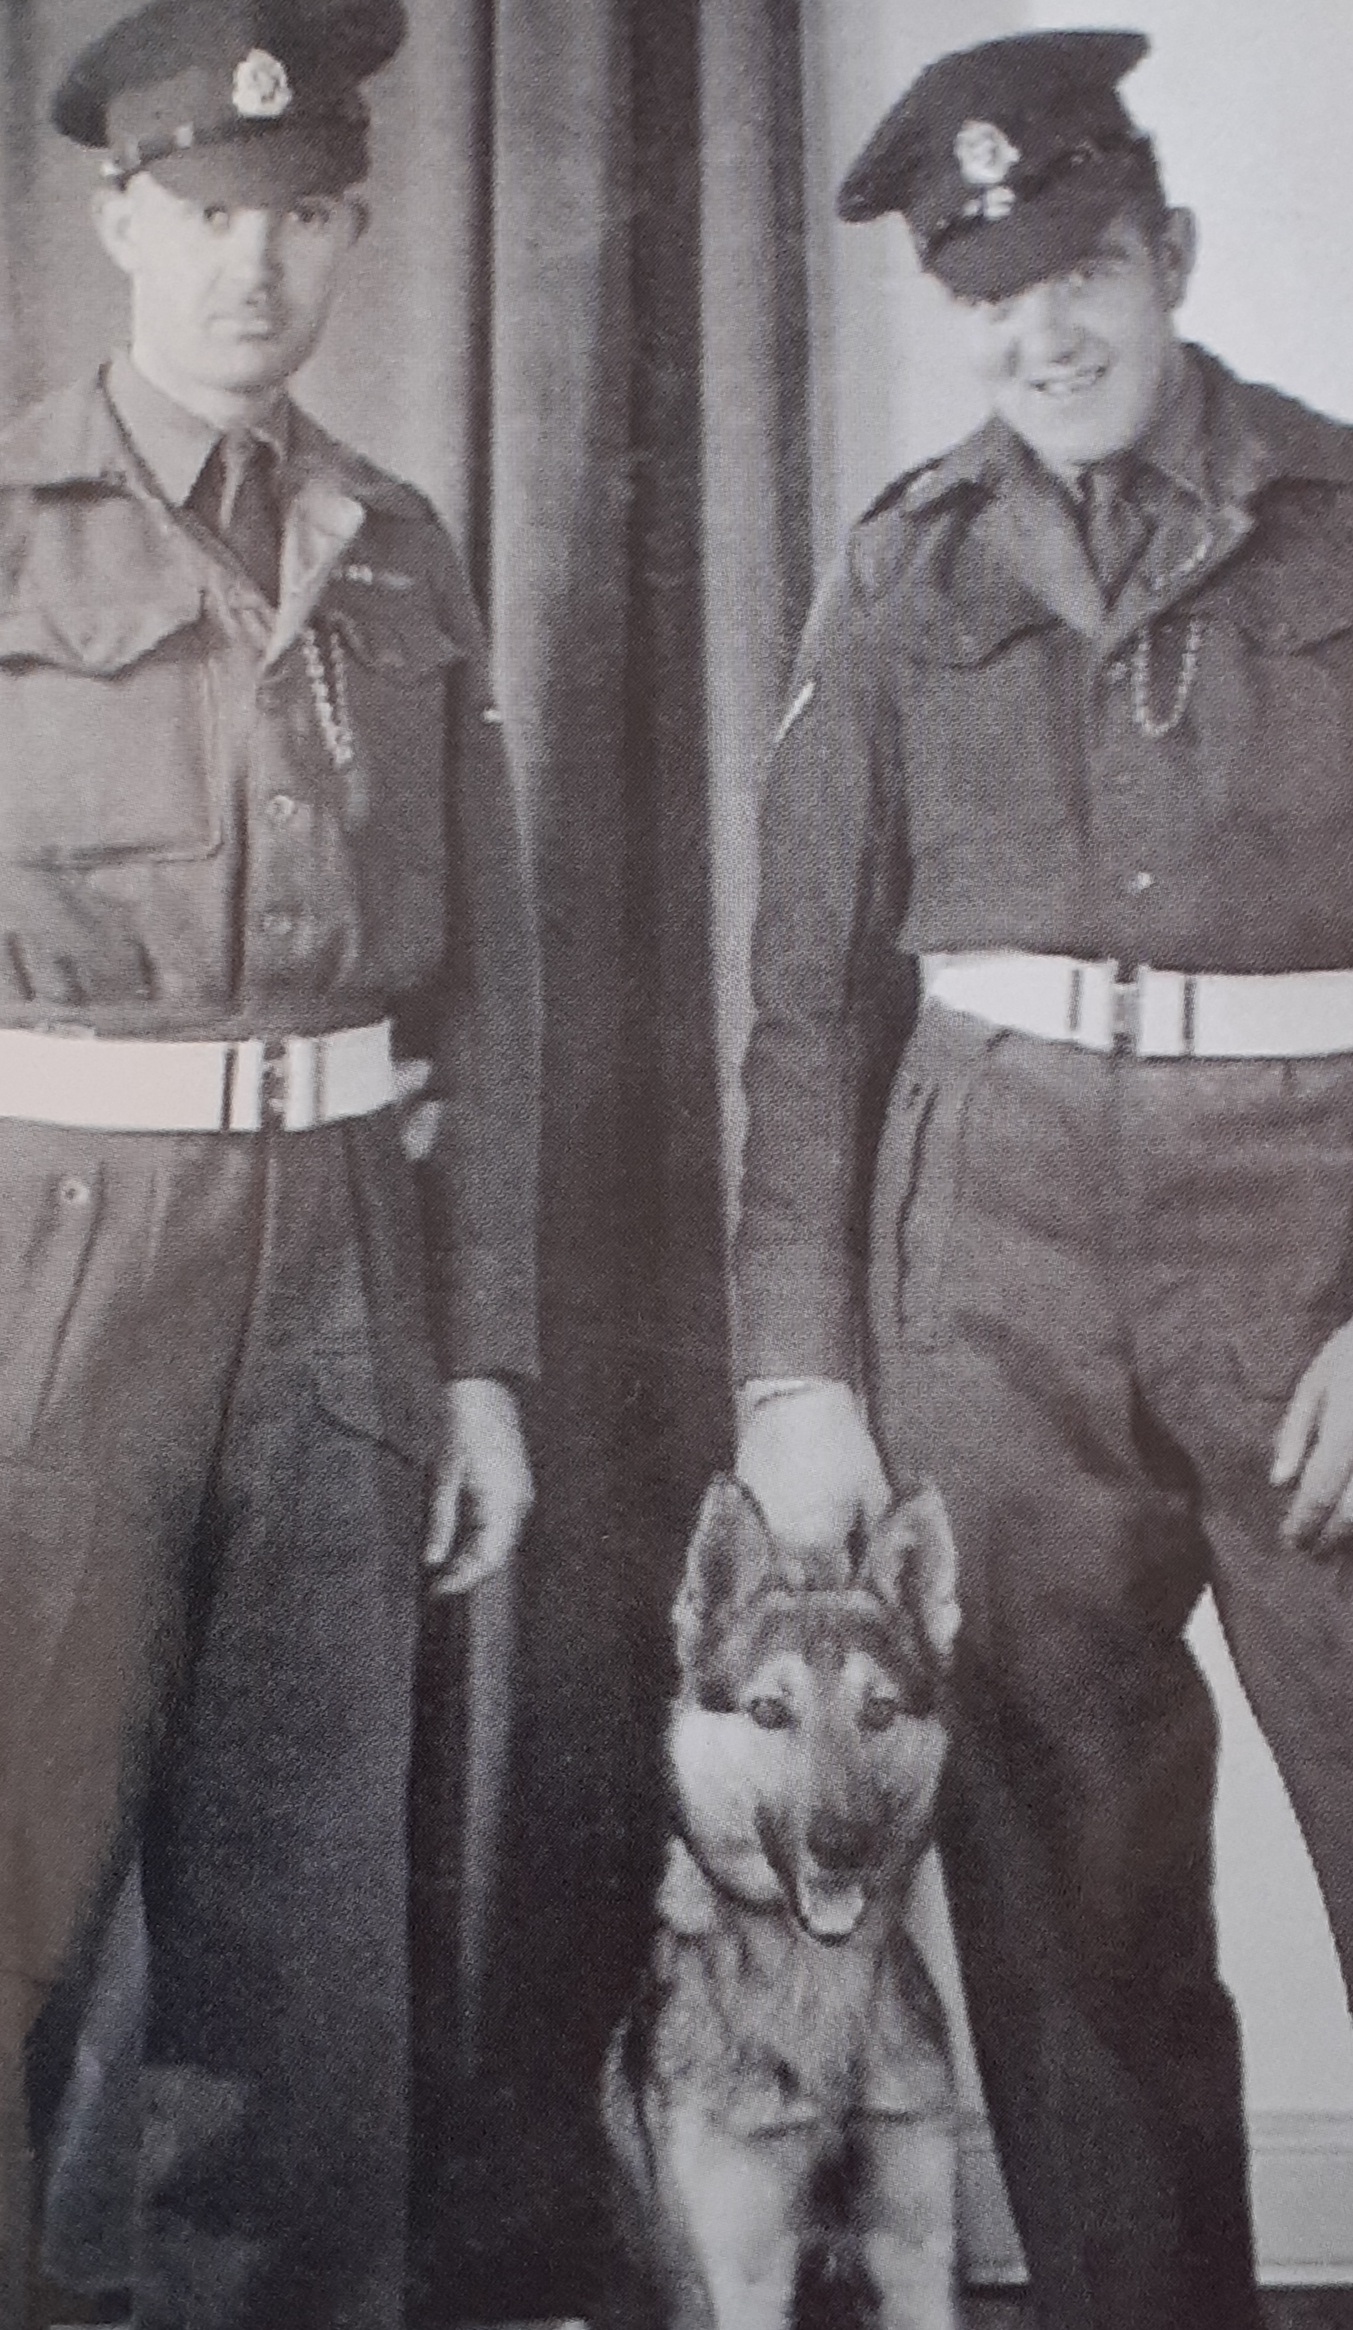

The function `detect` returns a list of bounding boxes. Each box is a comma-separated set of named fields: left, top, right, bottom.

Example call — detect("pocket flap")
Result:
left=1207, top=547, right=1353, bottom=651
left=897, top=581, right=1057, bottom=667
left=328, top=596, right=463, bottom=679
left=0, top=591, right=206, bottom=675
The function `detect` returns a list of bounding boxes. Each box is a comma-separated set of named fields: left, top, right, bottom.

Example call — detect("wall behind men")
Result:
left=800, top=0, right=1353, bottom=2277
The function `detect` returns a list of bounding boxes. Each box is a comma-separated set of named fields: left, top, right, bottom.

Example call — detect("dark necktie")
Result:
left=207, top=430, right=282, bottom=603
left=1080, top=455, right=1149, bottom=603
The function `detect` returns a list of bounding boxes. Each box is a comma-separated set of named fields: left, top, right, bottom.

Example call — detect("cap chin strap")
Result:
left=103, top=89, right=367, bottom=184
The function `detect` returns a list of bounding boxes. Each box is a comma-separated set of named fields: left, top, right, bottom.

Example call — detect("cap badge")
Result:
left=954, top=119, right=1020, bottom=189
left=232, top=49, right=293, bottom=121
left=953, top=120, right=1021, bottom=223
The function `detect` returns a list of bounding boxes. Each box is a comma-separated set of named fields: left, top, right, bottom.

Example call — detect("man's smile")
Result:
left=1028, top=363, right=1109, bottom=399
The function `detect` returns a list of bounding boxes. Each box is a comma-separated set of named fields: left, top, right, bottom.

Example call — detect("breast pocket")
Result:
left=326, top=591, right=465, bottom=939
left=0, top=592, right=220, bottom=864
left=1201, top=555, right=1353, bottom=826
left=894, top=598, right=1077, bottom=913
left=329, top=593, right=464, bottom=823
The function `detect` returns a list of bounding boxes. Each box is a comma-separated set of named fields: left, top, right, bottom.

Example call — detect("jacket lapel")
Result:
left=980, top=486, right=1106, bottom=640
left=270, top=475, right=367, bottom=660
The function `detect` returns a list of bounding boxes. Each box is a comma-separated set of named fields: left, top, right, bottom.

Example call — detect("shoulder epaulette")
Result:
left=857, top=460, right=941, bottom=529
left=1189, top=347, right=1353, bottom=500
left=843, top=433, right=993, bottom=602
left=853, top=428, right=998, bottom=542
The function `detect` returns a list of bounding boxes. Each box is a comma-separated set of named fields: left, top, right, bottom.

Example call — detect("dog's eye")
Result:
left=859, top=1694, right=901, bottom=1733
left=745, top=1696, right=793, bottom=1731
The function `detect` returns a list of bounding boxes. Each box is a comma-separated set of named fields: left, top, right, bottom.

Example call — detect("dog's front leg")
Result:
left=659, top=2102, right=813, bottom=2330
left=858, top=2111, right=959, bottom=2330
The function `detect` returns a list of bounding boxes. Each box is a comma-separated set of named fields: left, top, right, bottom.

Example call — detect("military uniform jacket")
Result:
left=736, top=348, right=1353, bottom=1383
left=0, top=365, right=539, bottom=1380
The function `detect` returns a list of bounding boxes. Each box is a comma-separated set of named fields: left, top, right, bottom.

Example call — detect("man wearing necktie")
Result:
left=0, top=2, right=539, bottom=2323
left=736, top=29, right=1353, bottom=2330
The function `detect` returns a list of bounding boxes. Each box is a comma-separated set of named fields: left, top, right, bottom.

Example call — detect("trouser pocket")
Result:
left=0, top=1162, right=104, bottom=1457
left=868, top=1007, right=995, bottom=1375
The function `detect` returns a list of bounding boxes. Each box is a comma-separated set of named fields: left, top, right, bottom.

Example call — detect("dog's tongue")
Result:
left=798, top=1875, right=867, bottom=1942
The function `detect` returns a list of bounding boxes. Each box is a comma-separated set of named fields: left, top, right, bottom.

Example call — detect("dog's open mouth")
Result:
left=795, top=1871, right=869, bottom=1943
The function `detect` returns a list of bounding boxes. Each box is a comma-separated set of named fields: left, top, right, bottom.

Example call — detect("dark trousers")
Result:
left=0, top=1115, right=434, bottom=2330
left=869, top=1005, right=1353, bottom=2330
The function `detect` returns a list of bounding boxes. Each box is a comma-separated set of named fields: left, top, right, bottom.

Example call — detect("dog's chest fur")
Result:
left=646, top=1840, right=950, bottom=2137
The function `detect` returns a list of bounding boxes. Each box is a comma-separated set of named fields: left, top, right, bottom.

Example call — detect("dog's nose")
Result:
left=806, top=1810, right=877, bottom=1872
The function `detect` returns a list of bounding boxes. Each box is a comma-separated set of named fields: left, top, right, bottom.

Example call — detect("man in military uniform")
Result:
left=736, top=30, right=1353, bottom=2330
left=0, top=2, right=538, bottom=2322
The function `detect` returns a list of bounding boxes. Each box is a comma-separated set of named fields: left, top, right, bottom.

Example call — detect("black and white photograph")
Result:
left=3, top=3, right=1353, bottom=2327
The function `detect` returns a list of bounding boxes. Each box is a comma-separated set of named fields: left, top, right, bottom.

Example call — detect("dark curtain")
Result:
left=1, top=1, right=815, bottom=2317
left=412, top=5, right=739, bottom=2313
left=409, top=6, right=815, bottom=2311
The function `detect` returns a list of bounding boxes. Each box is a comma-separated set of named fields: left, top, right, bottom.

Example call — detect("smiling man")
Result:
left=0, top=2, right=538, bottom=2324
left=735, top=29, right=1353, bottom=2330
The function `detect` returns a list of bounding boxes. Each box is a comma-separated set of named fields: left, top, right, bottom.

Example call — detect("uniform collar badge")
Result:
left=232, top=49, right=293, bottom=121
left=954, top=119, right=1021, bottom=221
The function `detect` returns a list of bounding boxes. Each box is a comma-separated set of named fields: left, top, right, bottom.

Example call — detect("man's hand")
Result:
left=423, top=1376, right=534, bottom=1596
left=735, top=1378, right=891, bottom=1552
left=393, top=1056, right=441, bottom=1164
left=1271, top=1317, right=1353, bottom=1551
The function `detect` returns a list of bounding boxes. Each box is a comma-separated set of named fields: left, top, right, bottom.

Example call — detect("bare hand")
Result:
left=1271, top=1317, right=1353, bottom=1551
left=735, top=1379, right=890, bottom=1552
left=424, top=1377, right=534, bottom=1595
left=393, top=1056, right=442, bottom=1164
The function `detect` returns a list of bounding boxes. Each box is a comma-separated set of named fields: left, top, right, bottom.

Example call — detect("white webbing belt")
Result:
left=0, top=1018, right=396, bottom=1132
left=922, top=953, right=1353, bottom=1059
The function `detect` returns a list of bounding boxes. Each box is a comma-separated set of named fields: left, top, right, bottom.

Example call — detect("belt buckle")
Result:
left=261, top=1037, right=291, bottom=1128
left=1110, top=966, right=1140, bottom=1055
left=265, top=1034, right=321, bottom=1131
left=223, top=1033, right=324, bottom=1132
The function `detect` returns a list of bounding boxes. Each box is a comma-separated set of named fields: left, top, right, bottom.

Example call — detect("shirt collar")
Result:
left=104, top=351, right=291, bottom=508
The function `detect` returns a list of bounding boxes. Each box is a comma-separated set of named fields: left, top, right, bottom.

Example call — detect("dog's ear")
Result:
left=672, top=1475, right=780, bottom=1673
left=860, top=1485, right=961, bottom=1666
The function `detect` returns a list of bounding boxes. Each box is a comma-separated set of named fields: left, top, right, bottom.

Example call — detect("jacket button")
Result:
left=1129, top=870, right=1155, bottom=895
left=261, top=909, right=295, bottom=938
left=59, top=1174, right=92, bottom=1208
left=265, top=792, right=299, bottom=825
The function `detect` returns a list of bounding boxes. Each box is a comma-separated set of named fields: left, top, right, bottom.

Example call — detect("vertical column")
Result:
left=0, top=0, right=39, bottom=419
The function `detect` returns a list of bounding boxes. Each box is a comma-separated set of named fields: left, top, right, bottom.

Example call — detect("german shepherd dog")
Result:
left=602, top=1477, right=960, bottom=2330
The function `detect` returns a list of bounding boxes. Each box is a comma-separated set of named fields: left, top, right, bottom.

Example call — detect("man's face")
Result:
left=956, top=209, right=1196, bottom=477
left=95, top=171, right=365, bottom=409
